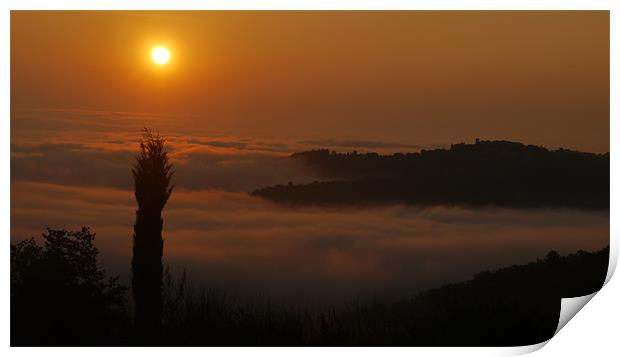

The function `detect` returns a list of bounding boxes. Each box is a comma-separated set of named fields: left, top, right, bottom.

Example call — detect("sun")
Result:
left=151, top=47, right=171, bottom=65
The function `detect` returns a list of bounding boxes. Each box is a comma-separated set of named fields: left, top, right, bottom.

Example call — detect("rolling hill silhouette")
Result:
left=253, top=139, right=609, bottom=210
left=152, top=246, right=612, bottom=346
left=11, top=228, right=608, bottom=346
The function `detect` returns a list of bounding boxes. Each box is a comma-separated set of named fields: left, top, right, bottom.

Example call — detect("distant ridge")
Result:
left=253, top=140, right=609, bottom=210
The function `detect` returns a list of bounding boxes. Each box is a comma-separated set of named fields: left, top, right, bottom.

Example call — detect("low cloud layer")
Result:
left=11, top=140, right=315, bottom=192
left=12, top=108, right=443, bottom=192
left=11, top=108, right=610, bottom=305
left=11, top=182, right=609, bottom=305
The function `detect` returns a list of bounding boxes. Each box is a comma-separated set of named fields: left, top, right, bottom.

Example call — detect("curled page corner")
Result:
left=537, top=245, right=617, bottom=350
left=506, top=292, right=598, bottom=355
left=506, top=340, right=549, bottom=356
left=555, top=292, right=597, bottom=335
left=605, top=240, right=618, bottom=285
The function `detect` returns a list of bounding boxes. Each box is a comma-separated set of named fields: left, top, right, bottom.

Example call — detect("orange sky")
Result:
left=11, top=11, right=610, bottom=152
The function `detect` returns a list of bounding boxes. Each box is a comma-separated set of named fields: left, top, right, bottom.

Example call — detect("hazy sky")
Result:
left=10, top=11, right=610, bottom=303
left=11, top=11, right=609, bottom=152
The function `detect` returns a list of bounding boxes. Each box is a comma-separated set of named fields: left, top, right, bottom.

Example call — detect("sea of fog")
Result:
left=11, top=182, right=609, bottom=306
left=10, top=108, right=610, bottom=306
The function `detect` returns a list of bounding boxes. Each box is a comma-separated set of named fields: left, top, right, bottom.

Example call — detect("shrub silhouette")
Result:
left=10, top=227, right=127, bottom=346
left=131, top=128, right=174, bottom=342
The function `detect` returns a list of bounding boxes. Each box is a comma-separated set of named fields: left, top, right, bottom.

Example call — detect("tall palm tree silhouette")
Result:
left=131, top=128, right=174, bottom=342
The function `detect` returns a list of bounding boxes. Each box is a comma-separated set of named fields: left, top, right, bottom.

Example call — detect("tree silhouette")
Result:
left=11, top=227, right=127, bottom=346
left=132, top=128, right=174, bottom=342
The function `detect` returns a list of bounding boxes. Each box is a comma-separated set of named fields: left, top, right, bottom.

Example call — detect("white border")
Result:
left=1, top=1, right=617, bottom=356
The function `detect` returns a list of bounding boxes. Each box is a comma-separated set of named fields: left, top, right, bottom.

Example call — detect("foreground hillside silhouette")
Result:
left=253, top=140, right=609, bottom=210
left=11, top=228, right=608, bottom=346
left=158, top=246, right=609, bottom=346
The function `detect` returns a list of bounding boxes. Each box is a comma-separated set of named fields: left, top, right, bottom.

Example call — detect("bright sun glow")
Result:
left=151, top=47, right=171, bottom=65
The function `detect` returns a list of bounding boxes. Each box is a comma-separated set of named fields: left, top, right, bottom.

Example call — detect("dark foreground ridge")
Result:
left=11, top=228, right=608, bottom=346
left=158, top=246, right=608, bottom=346
left=253, top=139, right=609, bottom=210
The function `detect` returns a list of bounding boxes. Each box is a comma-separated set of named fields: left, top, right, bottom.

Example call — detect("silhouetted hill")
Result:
left=378, top=246, right=609, bottom=346
left=12, top=228, right=608, bottom=345
left=253, top=140, right=609, bottom=210
left=159, top=246, right=609, bottom=346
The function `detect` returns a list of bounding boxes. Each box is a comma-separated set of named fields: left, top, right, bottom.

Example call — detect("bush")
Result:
left=11, top=227, right=128, bottom=346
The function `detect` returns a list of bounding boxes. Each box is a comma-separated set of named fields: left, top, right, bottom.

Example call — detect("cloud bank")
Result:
left=10, top=108, right=610, bottom=305
left=11, top=182, right=609, bottom=305
left=12, top=108, right=444, bottom=192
